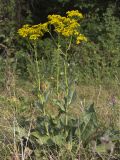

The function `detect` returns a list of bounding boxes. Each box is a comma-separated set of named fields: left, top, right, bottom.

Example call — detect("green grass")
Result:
left=0, top=76, right=120, bottom=160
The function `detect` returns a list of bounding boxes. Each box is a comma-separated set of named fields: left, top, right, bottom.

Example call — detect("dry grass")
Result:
left=0, top=79, right=120, bottom=159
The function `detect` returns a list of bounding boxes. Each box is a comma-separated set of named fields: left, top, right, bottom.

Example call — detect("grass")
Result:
left=0, top=74, right=120, bottom=159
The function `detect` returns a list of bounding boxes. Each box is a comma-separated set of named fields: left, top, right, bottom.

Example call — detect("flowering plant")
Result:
left=18, top=10, right=87, bottom=97
left=18, top=10, right=87, bottom=44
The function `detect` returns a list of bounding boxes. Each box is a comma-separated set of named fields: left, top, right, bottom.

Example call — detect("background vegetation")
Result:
left=0, top=0, right=120, bottom=159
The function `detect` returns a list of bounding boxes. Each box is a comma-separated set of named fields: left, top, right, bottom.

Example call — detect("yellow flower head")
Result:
left=18, top=10, right=87, bottom=44
left=47, top=13, right=81, bottom=38
left=18, top=23, right=49, bottom=40
left=76, top=34, right=87, bottom=44
left=18, top=24, right=31, bottom=37
left=66, top=10, right=83, bottom=19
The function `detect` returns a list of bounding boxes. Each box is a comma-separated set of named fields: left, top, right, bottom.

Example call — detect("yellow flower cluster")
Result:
left=48, top=15, right=80, bottom=37
left=47, top=10, right=87, bottom=43
left=18, top=23, right=48, bottom=40
left=76, top=34, right=87, bottom=44
left=66, top=10, right=83, bottom=18
left=18, top=10, right=87, bottom=44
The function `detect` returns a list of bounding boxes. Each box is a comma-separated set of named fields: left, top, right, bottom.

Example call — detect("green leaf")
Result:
left=79, top=103, right=98, bottom=145
left=53, top=99, right=65, bottom=112
left=31, top=131, right=49, bottom=145
left=66, top=84, right=76, bottom=106
left=51, top=134, right=65, bottom=146
left=34, top=100, right=44, bottom=111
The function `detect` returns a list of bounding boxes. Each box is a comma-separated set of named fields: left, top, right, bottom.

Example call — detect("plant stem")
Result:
left=64, top=55, right=68, bottom=96
left=34, top=42, right=41, bottom=92
left=43, top=107, right=46, bottom=116
left=56, top=48, right=60, bottom=97
left=64, top=36, right=72, bottom=97
left=64, top=55, right=68, bottom=133
left=65, top=109, right=68, bottom=126
left=64, top=37, right=72, bottom=134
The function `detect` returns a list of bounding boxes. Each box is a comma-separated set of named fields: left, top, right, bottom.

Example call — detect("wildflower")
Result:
left=76, top=34, right=87, bottom=44
left=66, top=10, right=83, bottom=19
left=18, top=22, right=49, bottom=40
left=18, top=10, right=87, bottom=44
left=18, top=24, right=31, bottom=37
left=47, top=14, right=80, bottom=37
left=29, top=34, right=40, bottom=40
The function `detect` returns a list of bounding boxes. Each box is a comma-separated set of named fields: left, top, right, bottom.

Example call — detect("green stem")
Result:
left=33, top=43, right=49, bottom=136
left=64, top=56, right=68, bottom=135
left=64, top=37, right=72, bottom=134
left=43, top=107, right=49, bottom=136
left=48, top=31, right=58, bottom=48
left=65, top=109, right=68, bottom=126
left=43, top=107, right=46, bottom=116
left=65, top=117, right=68, bottom=137
left=64, top=36, right=72, bottom=97
left=48, top=31, right=60, bottom=97
left=64, top=62, right=68, bottom=133
left=56, top=48, right=60, bottom=97
left=34, top=42, right=41, bottom=92
left=64, top=55, right=68, bottom=96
